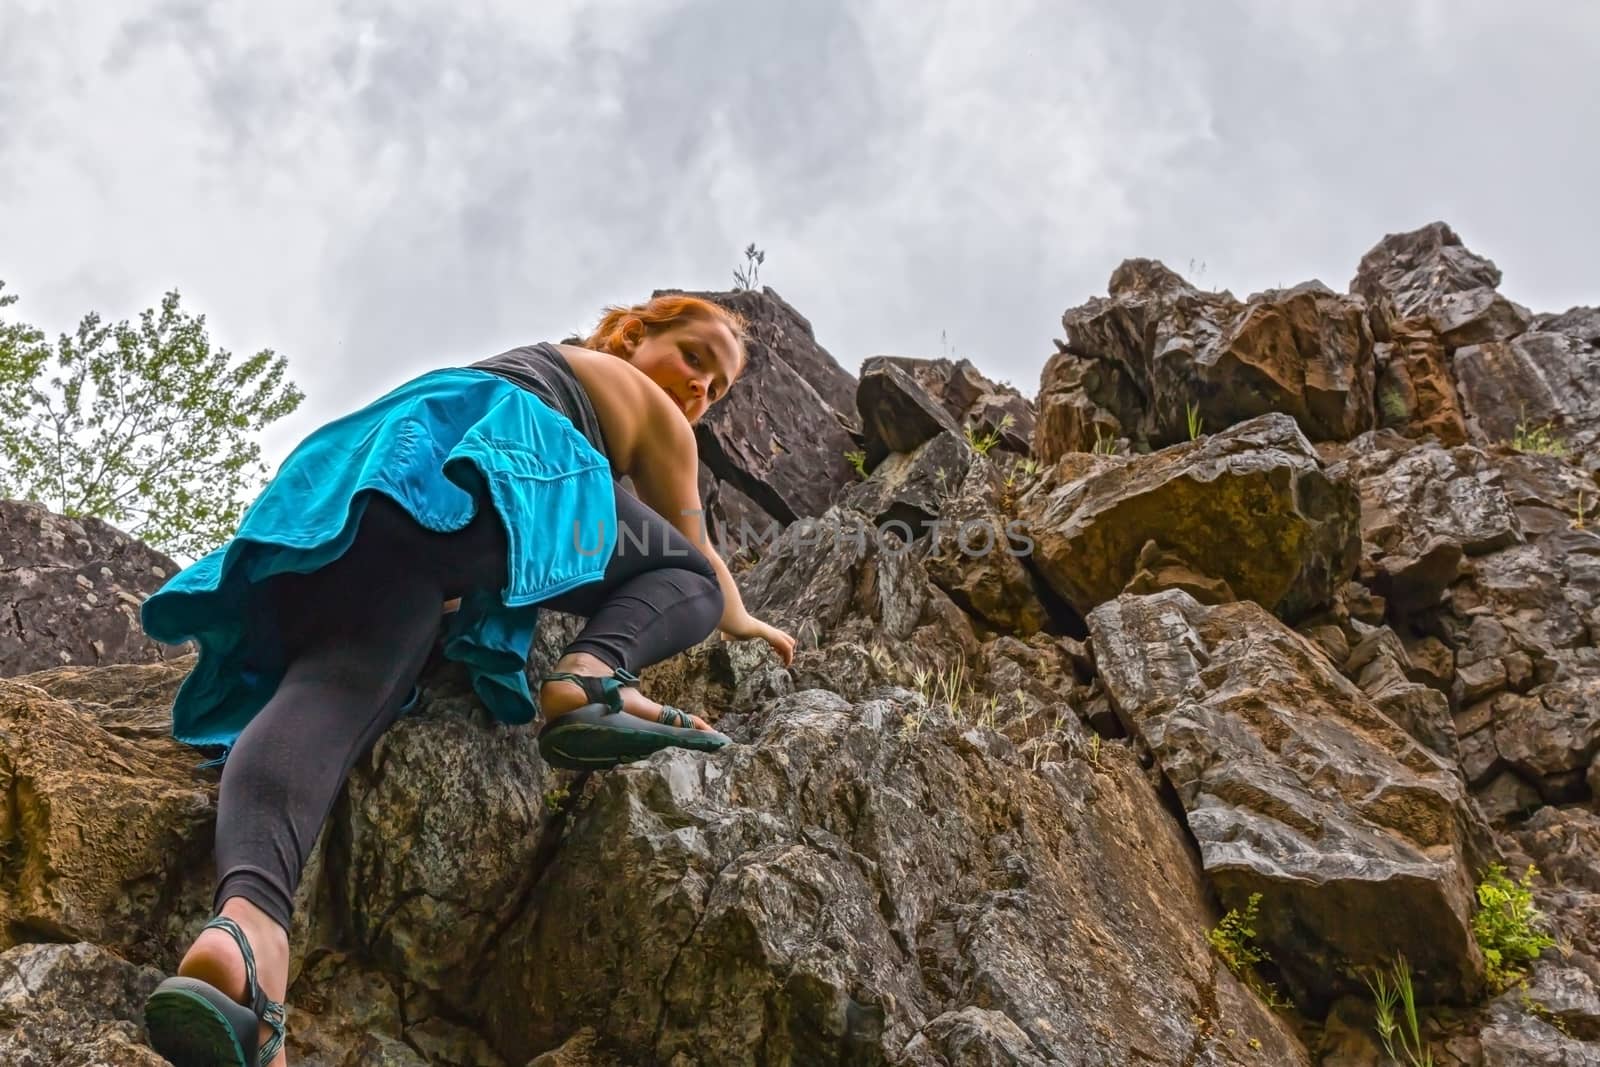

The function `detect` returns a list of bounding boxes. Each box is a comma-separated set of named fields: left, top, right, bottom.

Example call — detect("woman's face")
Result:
left=622, top=317, right=744, bottom=424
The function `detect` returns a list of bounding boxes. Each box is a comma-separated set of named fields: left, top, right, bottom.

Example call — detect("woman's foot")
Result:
left=174, top=899, right=290, bottom=1066
left=538, top=652, right=716, bottom=732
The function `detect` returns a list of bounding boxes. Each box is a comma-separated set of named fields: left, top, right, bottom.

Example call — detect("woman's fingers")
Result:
left=767, top=625, right=796, bottom=665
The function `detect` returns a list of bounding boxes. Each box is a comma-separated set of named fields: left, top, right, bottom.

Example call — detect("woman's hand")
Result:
left=720, top=613, right=796, bottom=666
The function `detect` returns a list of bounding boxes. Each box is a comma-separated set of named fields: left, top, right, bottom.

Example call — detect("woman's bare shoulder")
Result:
left=551, top=344, right=688, bottom=475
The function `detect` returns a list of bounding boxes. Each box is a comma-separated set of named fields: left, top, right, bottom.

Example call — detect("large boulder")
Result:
left=0, top=665, right=213, bottom=964
left=1020, top=413, right=1361, bottom=622
left=1333, top=435, right=1524, bottom=613
left=1350, top=221, right=1532, bottom=346
left=0, top=499, right=182, bottom=676
left=1089, top=589, right=1497, bottom=1008
left=478, top=688, right=1309, bottom=1066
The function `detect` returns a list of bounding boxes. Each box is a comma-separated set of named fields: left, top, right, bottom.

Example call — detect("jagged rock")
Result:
left=1350, top=221, right=1517, bottom=338
left=857, top=359, right=967, bottom=468
left=1451, top=529, right=1600, bottom=654
left=1509, top=806, right=1600, bottom=894
left=1021, top=413, right=1360, bottom=622
left=1373, top=324, right=1471, bottom=444
left=697, top=460, right=777, bottom=567
left=730, top=504, right=980, bottom=675
left=869, top=355, right=990, bottom=420
left=920, top=458, right=1053, bottom=637
left=964, top=393, right=1033, bottom=455
left=1477, top=770, right=1546, bottom=823
left=1088, top=589, right=1496, bottom=1007
left=527, top=1028, right=622, bottom=1066
left=0, top=498, right=182, bottom=676
left=1455, top=322, right=1600, bottom=468
left=0, top=668, right=216, bottom=964
left=477, top=688, right=1309, bottom=1065
left=1344, top=622, right=1459, bottom=761
left=279, top=953, right=419, bottom=1066
left=1335, top=435, right=1523, bottom=613
left=670, top=288, right=859, bottom=522
left=1031, top=350, right=1124, bottom=464
left=0, top=941, right=165, bottom=1066
left=1483, top=674, right=1600, bottom=803
left=1477, top=963, right=1600, bottom=1064
left=331, top=674, right=559, bottom=1005
left=1046, top=261, right=1376, bottom=454
left=1494, top=450, right=1599, bottom=539
left=1121, top=539, right=1238, bottom=604
left=841, top=429, right=976, bottom=535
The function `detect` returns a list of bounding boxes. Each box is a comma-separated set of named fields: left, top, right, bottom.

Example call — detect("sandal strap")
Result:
left=658, top=705, right=693, bottom=728
left=539, top=667, right=641, bottom=715
left=203, top=916, right=287, bottom=1065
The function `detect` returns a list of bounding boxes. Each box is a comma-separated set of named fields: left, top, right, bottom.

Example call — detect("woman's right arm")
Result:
left=627, top=400, right=795, bottom=666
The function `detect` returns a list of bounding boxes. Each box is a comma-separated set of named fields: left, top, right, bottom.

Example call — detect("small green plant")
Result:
left=1185, top=400, right=1204, bottom=441
left=542, top=786, right=570, bottom=813
left=732, top=242, right=765, bottom=290
left=964, top=413, right=1014, bottom=456
left=1209, top=893, right=1270, bottom=977
left=1365, top=954, right=1434, bottom=1067
left=844, top=449, right=868, bottom=479
left=1090, top=426, right=1119, bottom=455
left=1573, top=490, right=1588, bottom=531
left=1473, top=863, right=1556, bottom=993
left=1510, top=406, right=1568, bottom=457
left=1378, top=384, right=1410, bottom=424
left=1208, top=893, right=1292, bottom=1009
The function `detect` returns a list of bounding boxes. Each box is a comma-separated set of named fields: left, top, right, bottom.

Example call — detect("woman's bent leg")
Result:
left=169, top=495, right=508, bottom=1062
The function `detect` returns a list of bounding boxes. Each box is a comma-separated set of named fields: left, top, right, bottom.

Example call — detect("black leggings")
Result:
left=212, top=486, right=722, bottom=930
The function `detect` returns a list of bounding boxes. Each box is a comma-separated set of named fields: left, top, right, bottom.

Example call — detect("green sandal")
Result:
left=537, top=667, right=730, bottom=770
left=144, top=916, right=286, bottom=1066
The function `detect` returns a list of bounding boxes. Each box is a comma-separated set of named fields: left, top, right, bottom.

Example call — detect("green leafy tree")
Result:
left=0, top=281, right=303, bottom=559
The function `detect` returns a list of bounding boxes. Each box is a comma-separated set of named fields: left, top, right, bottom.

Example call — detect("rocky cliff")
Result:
left=2, top=222, right=1597, bottom=1066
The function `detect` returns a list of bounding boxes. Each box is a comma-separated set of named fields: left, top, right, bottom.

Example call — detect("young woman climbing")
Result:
left=137, top=294, right=796, bottom=1066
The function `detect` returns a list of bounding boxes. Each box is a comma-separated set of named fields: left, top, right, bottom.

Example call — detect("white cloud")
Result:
left=2, top=0, right=1595, bottom=470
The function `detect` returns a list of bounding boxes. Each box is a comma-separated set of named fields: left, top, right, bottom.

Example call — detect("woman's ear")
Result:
left=619, top=317, right=644, bottom=355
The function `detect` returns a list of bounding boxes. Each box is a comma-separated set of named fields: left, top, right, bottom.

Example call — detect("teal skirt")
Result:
left=141, top=368, right=619, bottom=750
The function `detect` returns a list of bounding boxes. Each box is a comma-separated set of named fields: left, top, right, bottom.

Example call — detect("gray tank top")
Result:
left=469, top=343, right=617, bottom=474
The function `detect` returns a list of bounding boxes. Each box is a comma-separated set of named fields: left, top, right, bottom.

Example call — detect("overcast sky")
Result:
left=3, top=0, right=1596, bottom=468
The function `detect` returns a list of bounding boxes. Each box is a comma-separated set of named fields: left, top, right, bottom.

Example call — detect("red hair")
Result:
left=584, top=295, right=749, bottom=366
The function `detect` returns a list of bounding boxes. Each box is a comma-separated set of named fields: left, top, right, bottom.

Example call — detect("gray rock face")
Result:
left=841, top=429, right=976, bottom=535
left=1455, top=324, right=1600, bottom=468
left=1088, top=589, right=1495, bottom=1007
left=857, top=360, right=967, bottom=468
left=478, top=688, right=1308, bottom=1066
left=0, top=499, right=182, bottom=676
left=0, top=942, right=165, bottom=1066
left=1337, top=435, right=1524, bottom=612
